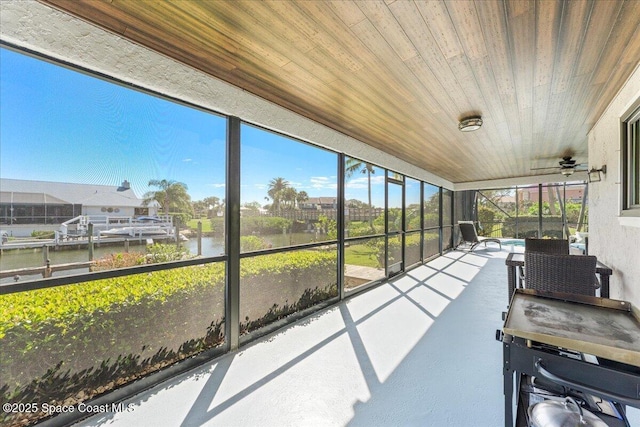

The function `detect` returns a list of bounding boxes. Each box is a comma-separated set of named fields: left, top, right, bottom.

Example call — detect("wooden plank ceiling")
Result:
left=41, top=0, right=640, bottom=184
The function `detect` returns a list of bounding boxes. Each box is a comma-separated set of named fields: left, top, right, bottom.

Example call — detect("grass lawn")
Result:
left=186, top=218, right=212, bottom=232
left=344, top=243, right=378, bottom=268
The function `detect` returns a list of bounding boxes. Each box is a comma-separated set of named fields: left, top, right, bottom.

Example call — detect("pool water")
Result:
left=500, top=239, right=525, bottom=247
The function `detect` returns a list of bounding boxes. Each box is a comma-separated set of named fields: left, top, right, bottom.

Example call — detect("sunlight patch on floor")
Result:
left=423, top=272, right=467, bottom=299
left=342, top=284, right=402, bottom=323
left=350, top=295, right=433, bottom=383
left=406, top=284, right=452, bottom=317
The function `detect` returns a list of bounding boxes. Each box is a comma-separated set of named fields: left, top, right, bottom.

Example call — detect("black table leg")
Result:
left=507, top=265, right=516, bottom=303
left=504, top=340, right=514, bottom=427
left=600, top=273, right=610, bottom=298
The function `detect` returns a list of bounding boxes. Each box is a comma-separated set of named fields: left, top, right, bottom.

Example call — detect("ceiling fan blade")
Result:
left=531, top=166, right=560, bottom=171
left=531, top=154, right=586, bottom=173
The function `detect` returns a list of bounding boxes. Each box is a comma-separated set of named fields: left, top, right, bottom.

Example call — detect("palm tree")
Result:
left=281, top=187, right=298, bottom=209
left=267, top=177, right=289, bottom=211
left=296, top=191, right=309, bottom=209
left=345, top=158, right=376, bottom=231
left=143, top=179, right=191, bottom=216
left=202, top=196, right=223, bottom=217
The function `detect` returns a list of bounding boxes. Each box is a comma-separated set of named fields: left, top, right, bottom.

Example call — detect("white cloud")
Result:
left=345, top=175, right=384, bottom=189
left=310, top=176, right=337, bottom=189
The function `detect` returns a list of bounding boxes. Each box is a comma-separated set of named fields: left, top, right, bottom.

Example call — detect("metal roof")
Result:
left=0, top=178, right=147, bottom=207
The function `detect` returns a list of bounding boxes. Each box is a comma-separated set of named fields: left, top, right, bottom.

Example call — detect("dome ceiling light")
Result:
left=458, top=116, right=483, bottom=132
left=560, top=167, right=575, bottom=177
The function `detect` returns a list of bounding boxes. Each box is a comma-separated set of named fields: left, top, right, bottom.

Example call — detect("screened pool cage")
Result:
left=454, top=182, right=589, bottom=243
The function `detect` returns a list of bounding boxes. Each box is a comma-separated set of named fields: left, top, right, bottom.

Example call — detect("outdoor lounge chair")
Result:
left=456, top=221, right=502, bottom=252
left=524, top=252, right=599, bottom=296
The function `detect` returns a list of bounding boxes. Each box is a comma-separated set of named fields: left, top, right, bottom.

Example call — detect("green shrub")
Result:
left=0, top=262, right=227, bottom=426
left=347, top=221, right=382, bottom=237
left=146, top=242, right=190, bottom=263
left=240, top=235, right=270, bottom=252
left=208, top=217, right=225, bottom=236
left=405, top=233, right=421, bottom=264
left=241, top=216, right=292, bottom=235
left=423, top=213, right=439, bottom=228
left=239, top=250, right=337, bottom=333
left=406, top=215, right=421, bottom=231
left=503, top=216, right=564, bottom=238
left=0, top=249, right=337, bottom=426
left=477, top=207, right=496, bottom=236
left=170, top=212, right=192, bottom=226
left=90, top=252, right=146, bottom=271
left=362, top=233, right=422, bottom=268
left=317, top=215, right=337, bottom=240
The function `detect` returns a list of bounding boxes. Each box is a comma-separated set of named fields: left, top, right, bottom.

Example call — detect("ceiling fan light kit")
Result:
left=531, top=155, right=588, bottom=178
left=458, top=116, right=483, bottom=132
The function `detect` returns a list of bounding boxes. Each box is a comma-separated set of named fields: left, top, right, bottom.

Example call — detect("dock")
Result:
left=0, top=235, right=174, bottom=252
left=0, top=260, right=94, bottom=280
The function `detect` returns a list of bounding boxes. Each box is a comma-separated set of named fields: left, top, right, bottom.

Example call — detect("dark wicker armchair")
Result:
left=519, top=238, right=570, bottom=287
left=524, top=252, right=599, bottom=296
left=524, top=238, right=569, bottom=254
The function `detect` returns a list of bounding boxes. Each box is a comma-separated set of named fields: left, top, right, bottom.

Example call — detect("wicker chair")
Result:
left=456, top=221, right=501, bottom=252
left=519, top=238, right=570, bottom=287
left=524, top=238, right=569, bottom=254
left=524, top=252, right=599, bottom=296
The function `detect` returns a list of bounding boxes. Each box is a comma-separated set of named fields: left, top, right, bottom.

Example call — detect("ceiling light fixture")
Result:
left=458, top=116, right=483, bottom=132
left=560, top=168, right=575, bottom=177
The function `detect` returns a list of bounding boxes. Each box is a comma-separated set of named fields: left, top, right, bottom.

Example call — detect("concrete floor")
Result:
left=75, top=248, right=639, bottom=427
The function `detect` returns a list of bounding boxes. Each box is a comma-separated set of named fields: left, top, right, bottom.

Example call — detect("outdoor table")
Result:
left=505, top=252, right=613, bottom=302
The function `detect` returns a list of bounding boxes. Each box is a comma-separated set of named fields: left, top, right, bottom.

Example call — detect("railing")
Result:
left=247, top=208, right=384, bottom=222
left=59, top=215, right=174, bottom=239
left=0, top=260, right=94, bottom=279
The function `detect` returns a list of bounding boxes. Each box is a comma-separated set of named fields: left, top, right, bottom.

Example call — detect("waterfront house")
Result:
left=0, top=178, right=158, bottom=236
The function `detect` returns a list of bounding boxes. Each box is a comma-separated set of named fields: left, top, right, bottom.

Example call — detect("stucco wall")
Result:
left=0, top=0, right=451, bottom=190
left=588, top=63, right=640, bottom=307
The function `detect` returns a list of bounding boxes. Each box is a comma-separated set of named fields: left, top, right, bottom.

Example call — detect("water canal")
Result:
left=0, top=233, right=327, bottom=284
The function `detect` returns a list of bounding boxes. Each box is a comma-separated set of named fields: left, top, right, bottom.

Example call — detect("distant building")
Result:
left=299, top=197, right=338, bottom=210
left=518, top=186, right=585, bottom=204
left=0, top=178, right=157, bottom=233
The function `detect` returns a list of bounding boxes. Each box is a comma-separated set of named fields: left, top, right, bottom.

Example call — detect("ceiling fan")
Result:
left=531, top=156, right=587, bottom=177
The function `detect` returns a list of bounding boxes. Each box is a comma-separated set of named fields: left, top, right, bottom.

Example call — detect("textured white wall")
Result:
left=0, top=0, right=451, bottom=189
left=587, top=63, right=640, bottom=306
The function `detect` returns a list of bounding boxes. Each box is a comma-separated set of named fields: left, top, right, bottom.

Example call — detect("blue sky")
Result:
left=1, top=47, right=428, bottom=209
left=1, top=48, right=228, bottom=202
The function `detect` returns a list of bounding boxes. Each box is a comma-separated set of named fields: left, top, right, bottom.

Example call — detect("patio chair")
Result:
left=524, top=238, right=569, bottom=254
left=456, top=221, right=501, bottom=252
left=520, top=238, right=570, bottom=287
left=524, top=252, right=599, bottom=296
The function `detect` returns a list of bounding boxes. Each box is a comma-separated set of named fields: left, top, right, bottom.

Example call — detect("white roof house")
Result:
left=0, top=178, right=158, bottom=227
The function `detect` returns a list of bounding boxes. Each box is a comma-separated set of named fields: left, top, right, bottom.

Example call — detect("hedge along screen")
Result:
left=0, top=261, right=225, bottom=427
